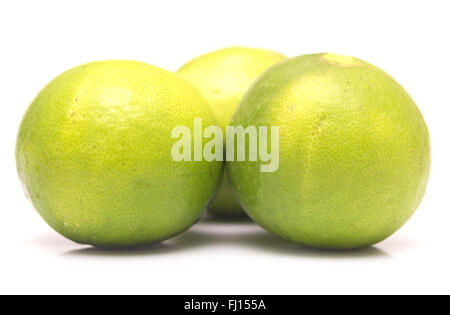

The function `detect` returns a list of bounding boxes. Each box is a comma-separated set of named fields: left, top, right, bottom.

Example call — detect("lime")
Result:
left=177, top=47, right=286, bottom=216
left=228, top=53, right=431, bottom=249
left=16, top=60, right=222, bottom=248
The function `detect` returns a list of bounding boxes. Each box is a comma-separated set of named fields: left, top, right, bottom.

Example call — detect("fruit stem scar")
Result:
left=321, top=53, right=363, bottom=67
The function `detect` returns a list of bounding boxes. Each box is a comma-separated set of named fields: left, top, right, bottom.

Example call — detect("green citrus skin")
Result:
left=16, top=60, right=222, bottom=248
left=228, top=53, right=431, bottom=249
left=177, top=47, right=286, bottom=216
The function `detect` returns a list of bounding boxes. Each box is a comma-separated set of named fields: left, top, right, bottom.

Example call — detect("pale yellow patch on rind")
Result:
left=321, top=53, right=363, bottom=67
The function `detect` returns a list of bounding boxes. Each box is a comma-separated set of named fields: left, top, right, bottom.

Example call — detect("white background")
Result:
left=0, top=0, right=449, bottom=295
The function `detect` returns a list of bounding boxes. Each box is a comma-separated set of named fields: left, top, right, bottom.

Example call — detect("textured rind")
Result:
left=177, top=47, right=286, bottom=215
left=228, top=54, right=431, bottom=249
left=16, top=60, right=222, bottom=248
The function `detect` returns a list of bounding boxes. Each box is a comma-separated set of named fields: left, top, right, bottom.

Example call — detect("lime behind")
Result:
left=228, top=53, right=431, bottom=249
left=16, top=60, right=222, bottom=248
left=177, top=47, right=286, bottom=216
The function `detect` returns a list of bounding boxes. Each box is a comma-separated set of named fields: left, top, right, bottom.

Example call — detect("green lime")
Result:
left=228, top=53, right=431, bottom=249
left=177, top=47, right=286, bottom=216
left=16, top=60, right=222, bottom=248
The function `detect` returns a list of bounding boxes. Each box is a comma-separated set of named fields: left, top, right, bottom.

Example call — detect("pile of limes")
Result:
left=16, top=48, right=430, bottom=250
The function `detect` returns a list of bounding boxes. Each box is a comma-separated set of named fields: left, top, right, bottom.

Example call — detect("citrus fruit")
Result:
left=177, top=47, right=286, bottom=216
left=16, top=60, right=222, bottom=248
left=228, top=53, right=431, bottom=249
